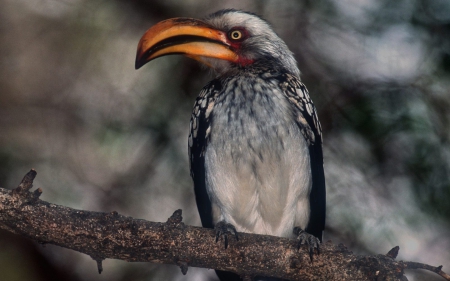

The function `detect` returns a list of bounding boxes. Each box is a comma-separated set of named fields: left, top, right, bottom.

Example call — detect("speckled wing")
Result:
left=276, top=73, right=326, bottom=241
left=188, top=79, right=222, bottom=229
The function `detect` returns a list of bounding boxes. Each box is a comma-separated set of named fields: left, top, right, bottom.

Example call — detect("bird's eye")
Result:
left=228, top=30, right=243, bottom=41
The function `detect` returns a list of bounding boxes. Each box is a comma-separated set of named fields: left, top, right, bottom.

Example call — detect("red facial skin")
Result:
left=225, top=27, right=255, bottom=66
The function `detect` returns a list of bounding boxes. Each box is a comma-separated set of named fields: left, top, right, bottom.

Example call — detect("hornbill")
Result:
left=136, top=9, right=326, bottom=281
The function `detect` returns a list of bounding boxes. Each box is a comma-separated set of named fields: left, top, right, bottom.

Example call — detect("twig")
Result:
left=404, top=262, right=450, bottom=281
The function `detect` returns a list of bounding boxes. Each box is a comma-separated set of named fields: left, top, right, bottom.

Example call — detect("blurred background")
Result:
left=1, top=0, right=449, bottom=280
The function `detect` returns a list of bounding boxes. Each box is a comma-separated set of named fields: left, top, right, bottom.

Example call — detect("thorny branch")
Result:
left=0, top=170, right=449, bottom=281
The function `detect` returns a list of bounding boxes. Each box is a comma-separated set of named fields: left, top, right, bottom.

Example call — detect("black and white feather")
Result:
left=189, top=69, right=325, bottom=240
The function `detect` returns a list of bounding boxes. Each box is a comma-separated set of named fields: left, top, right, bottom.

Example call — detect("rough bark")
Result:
left=0, top=170, right=448, bottom=281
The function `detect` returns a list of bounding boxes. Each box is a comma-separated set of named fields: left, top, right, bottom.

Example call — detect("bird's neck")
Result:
left=215, top=59, right=300, bottom=80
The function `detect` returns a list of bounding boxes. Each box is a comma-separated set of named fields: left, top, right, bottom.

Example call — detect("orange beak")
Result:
left=135, top=18, right=239, bottom=69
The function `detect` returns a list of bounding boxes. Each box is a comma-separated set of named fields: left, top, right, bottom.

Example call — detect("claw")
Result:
left=215, top=220, right=238, bottom=249
left=215, top=230, right=220, bottom=243
left=293, top=227, right=320, bottom=261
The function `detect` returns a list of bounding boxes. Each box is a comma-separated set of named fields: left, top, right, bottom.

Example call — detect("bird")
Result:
left=135, top=9, right=326, bottom=281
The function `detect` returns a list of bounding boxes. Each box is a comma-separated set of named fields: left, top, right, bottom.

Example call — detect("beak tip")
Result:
left=135, top=55, right=145, bottom=70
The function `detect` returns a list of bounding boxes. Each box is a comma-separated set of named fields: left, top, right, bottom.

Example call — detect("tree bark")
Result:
left=0, top=170, right=448, bottom=281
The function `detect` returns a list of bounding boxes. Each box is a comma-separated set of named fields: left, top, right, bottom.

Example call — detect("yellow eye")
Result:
left=229, top=30, right=243, bottom=40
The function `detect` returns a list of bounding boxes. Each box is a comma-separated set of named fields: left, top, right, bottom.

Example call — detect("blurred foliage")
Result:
left=0, top=0, right=449, bottom=280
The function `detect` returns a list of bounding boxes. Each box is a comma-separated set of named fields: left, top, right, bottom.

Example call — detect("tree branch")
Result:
left=0, top=170, right=448, bottom=280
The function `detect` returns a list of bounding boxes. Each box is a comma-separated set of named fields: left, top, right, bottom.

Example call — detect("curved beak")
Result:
left=135, top=18, right=238, bottom=69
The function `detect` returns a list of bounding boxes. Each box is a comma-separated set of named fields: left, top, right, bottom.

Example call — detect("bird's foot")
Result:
left=293, top=227, right=320, bottom=261
left=215, top=220, right=239, bottom=249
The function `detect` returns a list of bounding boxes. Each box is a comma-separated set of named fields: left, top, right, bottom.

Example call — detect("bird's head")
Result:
left=135, top=9, right=300, bottom=77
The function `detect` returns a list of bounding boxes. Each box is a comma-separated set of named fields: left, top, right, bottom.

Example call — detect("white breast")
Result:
left=204, top=75, right=312, bottom=238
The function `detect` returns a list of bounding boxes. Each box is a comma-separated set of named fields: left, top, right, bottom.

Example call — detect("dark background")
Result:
left=1, top=0, right=449, bottom=280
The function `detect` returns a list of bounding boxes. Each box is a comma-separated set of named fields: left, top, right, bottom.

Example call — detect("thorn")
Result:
left=11, top=169, right=38, bottom=196
left=90, top=256, right=105, bottom=274
left=20, top=169, right=37, bottom=191
left=166, top=209, right=184, bottom=228
left=33, top=188, right=43, bottom=198
left=96, top=259, right=103, bottom=274
left=386, top=246, right=400, bottom=259
left=177, top=261, right=189, bottom=275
